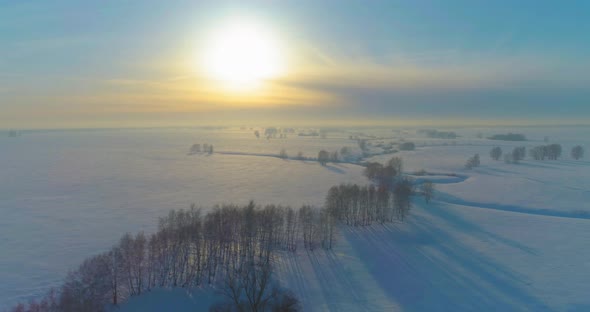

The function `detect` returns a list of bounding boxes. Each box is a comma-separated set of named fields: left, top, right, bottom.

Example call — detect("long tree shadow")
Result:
left=306, top=249, right=370, bottom=311
left=342, top=206, right=552, bottom=311
left=421, top=199, right=538, bottom=255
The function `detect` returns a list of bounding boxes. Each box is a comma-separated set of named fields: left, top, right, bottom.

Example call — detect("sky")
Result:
left=1, top=0, right=589, bottom=128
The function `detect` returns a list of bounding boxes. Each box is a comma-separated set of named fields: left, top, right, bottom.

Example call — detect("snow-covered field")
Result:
left=0, top=128, right=366, bottom=309
left=1, top=126, right=589, bottom=311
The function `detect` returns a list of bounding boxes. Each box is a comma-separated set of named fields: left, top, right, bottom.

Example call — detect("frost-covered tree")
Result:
left=421, top=181, right=434, bottom=203
left=364, top=162, right=384, bottom=179
left=330, top=151, right=339, bottom=163
left=490, top=147, right=502, bottom=161
left=387, top=156, right=403, bottom=174
left=547, top=144, right=562, bottom=160
left=317, top=150, right=330, bottom=165
left=572, top=145, right=584, bottom=160
left=512, top=147, right=526, bottom=161
left=59, top=254, right=112, bottom=312
left=530, top=145, right=546, bottom=160
left=393, top=177, right=415, bottom=221
left=465, top=154, right=480, bottom=169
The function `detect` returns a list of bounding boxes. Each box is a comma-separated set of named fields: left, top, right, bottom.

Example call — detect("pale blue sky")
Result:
left=1, top=0, right=589, bottom=128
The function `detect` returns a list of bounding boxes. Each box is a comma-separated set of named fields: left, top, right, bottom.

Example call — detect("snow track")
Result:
left=434, top=194, right=590, bottom=220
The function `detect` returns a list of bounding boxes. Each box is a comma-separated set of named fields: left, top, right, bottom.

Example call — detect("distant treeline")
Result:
left=189, top=143, right=214, bottom=154
left=489, top=144, right=584, bottom=163
left=487, top=133, right=526, bottom=141
left=418, top=129, right=458, bottom=139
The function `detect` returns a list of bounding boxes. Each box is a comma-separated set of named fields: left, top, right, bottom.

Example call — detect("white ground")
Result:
left=1, top=126, right=589, bottom=311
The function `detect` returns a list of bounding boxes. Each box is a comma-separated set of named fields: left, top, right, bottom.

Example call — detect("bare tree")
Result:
left=387, top=157, right=403, bottom=174
left=530, top=145, right=546, bottom=160
left=421, top=181, right=434, bottom=203
left=364, top=162, right=384, bottom=179
left=329, top=151, right=339, bottom=163
left=242, top=260, right=275, bottom=312
left=465, top=158, right=474, bottom=169
left=490, top=147, right=502, bottom=161
left=572, top=145, right=584, bottom=160
left=98, top=248, right=122, bottom=306
left=269, top=289, right=301, bottom=312
left=59, top=255, right=111, bottom=312
left=547, top=144, right=562, bottom=160
left=317, top=150, right=329, bottom=166
left=512, top=147, right=525, bottom=162
left=393, top=177, right=414, bottom=221
left=465, top=154, right=480, bottom=169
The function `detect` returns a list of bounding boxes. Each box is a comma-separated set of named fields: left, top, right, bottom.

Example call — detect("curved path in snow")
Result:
left=414, top=173, right=590, bottom=220
left=189, top=150, right=364, bottom=166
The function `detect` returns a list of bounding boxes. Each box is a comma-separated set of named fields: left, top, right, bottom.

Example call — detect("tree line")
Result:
left=190, top=143, right=214, bottom=154
left=325, top=180, right=415, bottom=229
left=11, top=203, right=308, bottom=312
left=489, top=144, right=584, bottom=163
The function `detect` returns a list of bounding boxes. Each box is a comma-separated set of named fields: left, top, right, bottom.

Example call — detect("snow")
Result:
left=1, top=126, right=589, bottom=311
left=0, top=128, right=366, bottom=309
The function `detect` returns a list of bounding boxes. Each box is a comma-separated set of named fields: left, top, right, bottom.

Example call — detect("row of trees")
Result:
left=285, top=146, right=354, bottom=163
left=530, top=144, right=562, bottom=160
left=325, top=180, right=416, bottom=228
left=505, top=147, right=526, bottom=164
left=190, top=143, right=214, bottom=154
left=488, top=133, right=526, bottom=141
left=12, top=203, right=309, bottom=312
left=317, top=150, right=340, bottom=165
left=363, top=157, right=403, bottom=187
left=490, top=144, right=584, bottom=163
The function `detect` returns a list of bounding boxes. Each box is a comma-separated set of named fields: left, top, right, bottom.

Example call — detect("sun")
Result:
left=200, top=18, right=285, bottom=90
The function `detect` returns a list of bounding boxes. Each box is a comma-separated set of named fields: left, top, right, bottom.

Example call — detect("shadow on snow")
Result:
left=342, top=201, right=552, bottom=312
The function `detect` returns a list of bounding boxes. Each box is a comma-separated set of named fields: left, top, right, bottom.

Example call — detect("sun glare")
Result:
left=200, top=18, right=285, bottom=90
